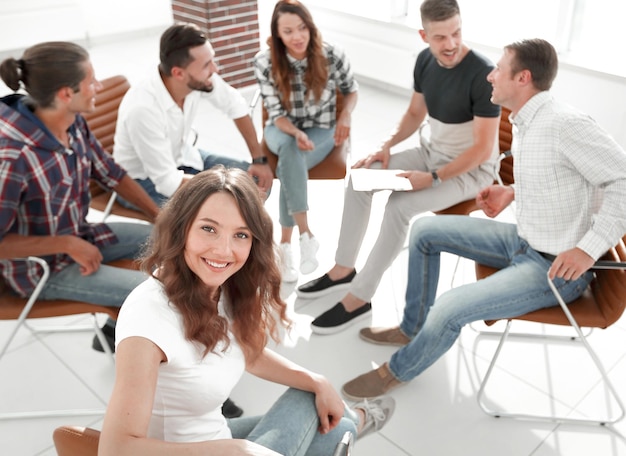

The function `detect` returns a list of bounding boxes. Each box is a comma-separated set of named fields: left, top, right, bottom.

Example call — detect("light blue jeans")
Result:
left=388, top=215, right=593, bottom=382
left=39, top=222, right=151, bottom=325
left=263, top=125, right=335, bottom=227
left=120, top=150, right=250, bottom=207
left=228, top=387, right=358, bottom=456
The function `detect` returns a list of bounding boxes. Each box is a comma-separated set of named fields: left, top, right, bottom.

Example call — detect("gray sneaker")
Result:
left=353, top=396, right=396, bottom=440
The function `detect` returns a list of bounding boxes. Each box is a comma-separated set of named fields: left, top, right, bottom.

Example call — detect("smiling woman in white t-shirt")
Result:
left=98, top=166, right=394, bottom=456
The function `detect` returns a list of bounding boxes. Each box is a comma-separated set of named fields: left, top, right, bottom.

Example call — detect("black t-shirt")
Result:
left=413, top=48, right=500, bottom=123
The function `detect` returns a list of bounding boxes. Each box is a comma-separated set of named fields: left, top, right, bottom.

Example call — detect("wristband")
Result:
left=252, top=156, right=268, bottom=165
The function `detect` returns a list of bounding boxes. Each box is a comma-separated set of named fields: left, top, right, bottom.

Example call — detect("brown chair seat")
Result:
left=53, top=426, right=100, bottom=456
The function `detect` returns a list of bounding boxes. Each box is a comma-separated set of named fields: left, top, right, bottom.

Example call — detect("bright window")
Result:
left=304, top=0, right=626, bottom=77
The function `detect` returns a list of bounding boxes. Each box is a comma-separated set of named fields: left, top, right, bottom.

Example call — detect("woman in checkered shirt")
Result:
left=254, top=0, right=358, bottom=283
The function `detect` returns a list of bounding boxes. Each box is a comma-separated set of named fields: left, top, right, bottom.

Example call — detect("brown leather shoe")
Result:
left=342, top=363, right=403, bottom=401
left=359, top=326, right=410, bottom=346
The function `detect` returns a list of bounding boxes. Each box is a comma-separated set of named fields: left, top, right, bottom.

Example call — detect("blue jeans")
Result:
left=388, top=216, right=594, bottom=382
left=39, top=222, right=151, bottom=325
left=228, top=388, right=357, bottom=456
left=264, top=125, right=335, bottom=227
left=120, top=150, right=250, bottom=208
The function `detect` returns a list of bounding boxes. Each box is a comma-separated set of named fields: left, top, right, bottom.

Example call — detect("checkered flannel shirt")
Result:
left=254, top=42, right=358, bottom=130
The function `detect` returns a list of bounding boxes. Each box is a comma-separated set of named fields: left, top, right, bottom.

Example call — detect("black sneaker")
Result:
left=222, top=397, right=244, bottom=418
left=311, top=302, right=372, bottom=335
left=92, top=324, right=116, bottom=353
left=296, top=269, right=357, bottom=299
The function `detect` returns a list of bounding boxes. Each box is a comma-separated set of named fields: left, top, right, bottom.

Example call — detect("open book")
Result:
left=351, top=168, right=412, bottom=191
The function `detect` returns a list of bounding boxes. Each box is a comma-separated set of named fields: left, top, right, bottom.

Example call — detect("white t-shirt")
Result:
left=113, top=70, right=249, bottom=197
left=116, top=277, right=246, bottom=442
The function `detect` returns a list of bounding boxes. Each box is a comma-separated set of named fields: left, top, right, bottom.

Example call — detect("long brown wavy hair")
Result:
left=141, top=167, right=290, bottom=361
left=269, top=0, right=328, bottom=111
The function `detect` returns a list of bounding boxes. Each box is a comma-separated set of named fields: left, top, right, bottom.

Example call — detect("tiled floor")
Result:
left=3, top=31, right=626, bottom=456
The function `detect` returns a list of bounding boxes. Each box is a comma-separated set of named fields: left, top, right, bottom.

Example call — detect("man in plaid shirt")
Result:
left=0, top=41, right=159, bottom=352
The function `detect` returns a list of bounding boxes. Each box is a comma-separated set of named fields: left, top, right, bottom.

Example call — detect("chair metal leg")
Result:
left=101, top=191, right=118, bottom=222
left=0, top=257, right=114, bottom=420
left=476, top=277, right=626, bottom=425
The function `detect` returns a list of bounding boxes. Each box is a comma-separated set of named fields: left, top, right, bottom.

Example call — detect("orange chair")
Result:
left=250, top=89, right=349, bottom=180
left=475, top=238, right=626, bottom=425
left=83, top=75, right=152, bottom=223
left=53, top=426, right=100, bottom=456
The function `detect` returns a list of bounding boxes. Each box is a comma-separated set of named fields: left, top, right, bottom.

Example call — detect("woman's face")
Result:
left=276, top=12, right=310, bottom=60
left=184, top=192, right=253, bottom=288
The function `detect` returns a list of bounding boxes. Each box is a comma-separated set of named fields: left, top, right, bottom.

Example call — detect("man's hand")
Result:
left=352, top=145, right=391, bottom=170
left=476, top=185, right=515, bottom=218
left=549, top=248, right=595, bottom=281
left=396, top=170, right=431, bottom=191
left=248, top=163, right=273, bottom=195
left=65, top=236, right=103, bottom=276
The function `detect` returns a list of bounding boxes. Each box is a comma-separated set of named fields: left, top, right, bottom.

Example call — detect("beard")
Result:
left=187, top=74, right=214, bottom=93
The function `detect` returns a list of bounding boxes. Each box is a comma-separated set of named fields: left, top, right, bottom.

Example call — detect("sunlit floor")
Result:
left=2, top=31, right=626, bottom=456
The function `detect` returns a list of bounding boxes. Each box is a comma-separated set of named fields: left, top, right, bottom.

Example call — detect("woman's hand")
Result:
left=295, top=130, right=314, bottom=151
left=334, top=110, right=351, bottom=145
left=312, top=376, right=346, bottom=434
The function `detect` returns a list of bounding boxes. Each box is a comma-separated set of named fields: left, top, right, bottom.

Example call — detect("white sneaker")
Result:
left=279, top=243, right=298, bottom=282
left=299, top=232, right=319, bottom=274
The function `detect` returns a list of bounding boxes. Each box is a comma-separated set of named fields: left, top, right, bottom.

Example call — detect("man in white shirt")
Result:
left=114, top=23, right=272, bottom=206
left=340, top=38, right=626, bottom=400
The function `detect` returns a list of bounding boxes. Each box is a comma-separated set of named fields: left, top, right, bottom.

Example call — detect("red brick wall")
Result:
left=171, top=0, right=260, bottom=88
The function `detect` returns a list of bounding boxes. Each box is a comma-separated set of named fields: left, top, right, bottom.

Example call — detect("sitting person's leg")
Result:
left=265, top=125, right=335, bottom=276
left=229, top=387, right=383, bottom=456
left=200, top=149, right=251, bottom=172
left=117, top=177, right=169, bottom=209
left=38, top=222, right=152, bottom=351
left=343, top=216, right=594, bottom=399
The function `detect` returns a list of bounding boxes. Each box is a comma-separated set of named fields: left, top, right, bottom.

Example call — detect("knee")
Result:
left=408, top=217, right=443, bottom=249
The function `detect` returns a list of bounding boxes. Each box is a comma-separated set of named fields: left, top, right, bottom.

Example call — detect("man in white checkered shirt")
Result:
left=340, top=38, right=626, bottom=400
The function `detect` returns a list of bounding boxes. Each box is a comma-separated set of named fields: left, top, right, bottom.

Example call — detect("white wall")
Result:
left=0, top=0, right=172, bottom=55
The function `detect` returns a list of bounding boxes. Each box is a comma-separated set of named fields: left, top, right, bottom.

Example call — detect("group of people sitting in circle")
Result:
left=1, top=0, right=625, bottom=454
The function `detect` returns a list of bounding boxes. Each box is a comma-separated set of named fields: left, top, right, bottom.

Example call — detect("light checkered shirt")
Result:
left=512, top=91, right=626, bottom=260
left=254, top=43, right=358, bottom=130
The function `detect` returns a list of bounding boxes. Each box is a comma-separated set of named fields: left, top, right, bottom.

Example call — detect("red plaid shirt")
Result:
left=0, top=94, right=126, bottom=297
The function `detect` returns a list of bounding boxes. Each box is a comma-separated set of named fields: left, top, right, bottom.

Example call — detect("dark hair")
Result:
left=420, top=0, right=460, bottom=25
left=141, top=166, right=289, bottom=360
left=269, top=0, right=328, bottom=111
left=505, top=39, right=558, bottom=91
left=159, top=23, right=208, bottom=75
left=0, top=41, right=88, bottom=108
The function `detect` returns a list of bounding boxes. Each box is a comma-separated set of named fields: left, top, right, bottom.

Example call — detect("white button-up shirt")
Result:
left=512, top=91, right=626, bottom=260
left=113, top=70, right=249, bottom=197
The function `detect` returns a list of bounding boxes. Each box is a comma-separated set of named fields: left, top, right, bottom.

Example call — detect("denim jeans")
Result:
left=38, top=222, right=151, bottom=325
left=263, top=125, right=335, bottom=227
left=119, top=149, right=251, bottom=208
left=228, top=388, right=358, bottom=456
left=388, top=215, right=593, bottom=383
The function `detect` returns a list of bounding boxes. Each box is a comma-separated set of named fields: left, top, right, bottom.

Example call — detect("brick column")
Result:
left=171, top=0, right=260, bottom=88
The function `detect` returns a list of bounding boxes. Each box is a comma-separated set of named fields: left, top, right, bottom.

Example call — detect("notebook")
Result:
left=351, top=168, right=412, bottom=191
